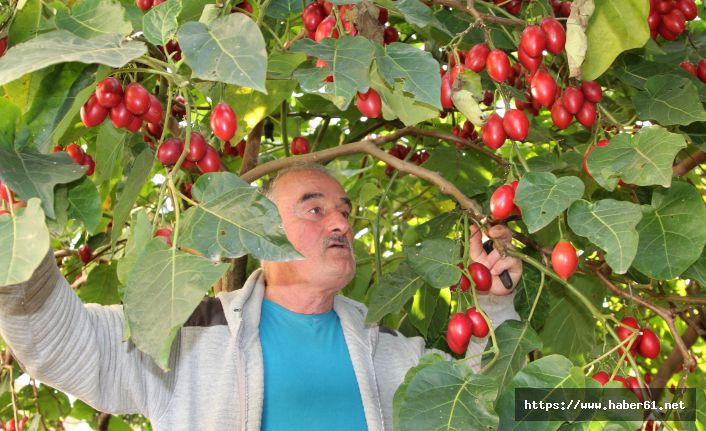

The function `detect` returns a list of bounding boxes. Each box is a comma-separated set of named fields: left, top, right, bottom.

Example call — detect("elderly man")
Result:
left=0, top=164, right=521, bottom=430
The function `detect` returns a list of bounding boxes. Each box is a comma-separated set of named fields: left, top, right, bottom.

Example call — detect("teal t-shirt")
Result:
left=259, top=298, right=368, bottom=431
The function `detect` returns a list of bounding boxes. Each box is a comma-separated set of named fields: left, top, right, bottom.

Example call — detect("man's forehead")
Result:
left=271, top=170, right=348, bottom=200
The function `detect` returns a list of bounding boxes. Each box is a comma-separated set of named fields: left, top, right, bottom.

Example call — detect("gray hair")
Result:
left=261, top=162, right=338, bottom=199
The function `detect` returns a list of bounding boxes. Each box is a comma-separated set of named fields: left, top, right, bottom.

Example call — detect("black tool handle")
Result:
left=483, top=240, right=514, bottom=290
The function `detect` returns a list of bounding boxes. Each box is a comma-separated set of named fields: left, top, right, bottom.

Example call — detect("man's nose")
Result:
left=326, top=210, right=351, bottom=234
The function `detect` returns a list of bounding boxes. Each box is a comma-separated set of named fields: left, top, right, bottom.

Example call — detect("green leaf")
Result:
left=9, top=0, right=42, bottom=45
left=632, top=75, right=706, bottom=126
left=582, top=0, right=649, bottom=80
left=613, top=55, right=675, bottom=90
left=116, top=209, right=152, bottom=286
left=423, top=147, right=500, bottom=198
left=0, top=199, right=50, bottom=285
left=375, top=42, right=441, bottom=109
left=0, top=99, right=22, bottom=148
left=514, top=173, right=585, bottom=234
left=371, top=69, right=439, bottom=126
left=110, top=148, right=154, bottom=246
left=568, top=199, right=642, bottom=274
left=55, top=0, right=132, bottom=38
left=633, top=182, right=706, bottom=280
left=483, top=320, right=542, bottom=391
left=0, top=31, right=146, bottom=86
left=393, top=353, right=446, bottom=430
left=366, top=262, right=424, bottom=323
left=291, top=36, right=374, bottom=110
left=394, top=0, right=448, bottom=34
left=404, top=238, right=460, bottom=289
left=95, top=122, right=131, bottom=183
left=267, top=51, right=307, bottom=79
left=143, top=0, right=181, bottom=46
left=586, top=126, right=686, bottom=190
left=178, top=13, right=267, bottom=92
left=408, top=284, right=441, bottom=338
left=178, top=172, right=301, bottom=261
left=266, top=0, right=304, bottom=19
left=124, top=239, right=229, bottom=369
left=223, top=79, right=299, bottom=144
left=0, top=148, right=85, bottom=219
left=683, top=253, right=706, bottom=286
left=79, top=262, right=121, bottom=305
left=398, top=360, right=499, bottom=431
left=66, top=177, right=101, bottom=232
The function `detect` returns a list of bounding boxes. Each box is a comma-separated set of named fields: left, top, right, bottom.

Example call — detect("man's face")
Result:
left=265, top=170, right=356, bottom=289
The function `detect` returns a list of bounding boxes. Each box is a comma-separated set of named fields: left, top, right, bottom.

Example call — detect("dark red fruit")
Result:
left=164, top=40, right=182, bottom=61
left=124, top=83, right=151, bottom=116
left=303, top=3, right=325, bottom=32
left=490, top=184, right=515, bottom=221
left=109, top=102, right=134, bottom=129
left=698, top=59, right=706, bottom=82
left=136, top=0, right=153, bottom=12
left=576, top=101, right=597, bottom=128
left=83, top=155, right=96, bottom=176
left=126, top=115, right=143, bottom=133
left=146, top=122, right=163, bottom=138
left=518, top=47, right=542, bottom=73
left=581, top=80, right=602, bottom=103
left=655, top=0, right=674, bottom=14
left=617, top=317, right=641, bottom=355
left=530, top=69, right=558, bottom=108
left=172, top=95, right=186, bottom=119
left=383, top=26, right=399, bottom=44
left=540, top=17, right=566, bottom=55
left=197, top=145, right=221, bottom=173
left=291, top=136, right=310, bottom=155
left=0, top=36, right=8, bottom=58
left=157, top=138, right=184, bottom=166
left=482, top=90, right=494, bottom=106
left=502, top=109, right=529, bottom=141
left=315, top=16, right=338, bottom=42
left=638, top=328, right=661, bottom=359
left=469, top=262, right=492, bottom=291
left=446, top=313, right=473, bottom=354
left=95, top=77, right=123, bottom=108
left=210, top=102, right=237, bottom=141
left=562, top=86, right=584, bottom=114
left=680, top=61, right=698, bottom=76
left=648, top=11, right=662, bottom=30
left=465, top=43, right=490, bottom=72
left=482, top=113, right=506, bottom=149
left=486, top=49, right=511, bottom=82
left=559, top=1, right=571, bottom=17
left=79, top=244, right=93, bottom=264
left=551, top=99, right=572, bottom=129
left=440, top=73, right=454, bottom=109
left=551, top=240, right=578, bottom=280
left=378, top=7, right=388, bottom=24
left=465, top=307, right=489, bottom=337
left=66, top=143, right=86, bottom=165
left=141, top=94, right=163, bottom=124
left=154, top=228, right=173, bottom=246
left=592, top=371, right=610, bottom=386
left=676, top=0, right=697, bottom=20
left=520, top=25, right=546, bottom=58
left=453, top=262, right=470, bottom=292
left=662, top=8, right=686, bottom=34
left=356, top=88, right=382, bottom=118
left=186, top=131, right=207, bottom=162
left=80, top=94, right=109, bottom=128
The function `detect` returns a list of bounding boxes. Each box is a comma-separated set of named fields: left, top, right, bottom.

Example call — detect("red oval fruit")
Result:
left=186, top=131, right=207, bottom=162
left=482, top=90, right=494, bottom=106
left=446, top=313, right=473, bottom=354
left=648, top=11, right=662, bottom=30
left=551, top=99, right=572, bottom=129
left=502, top=109, right=529, bottom=141
left=530, top=69, right=558, bottom=108
left=291, top=136, right=310, bottom=155
left=658, top=23, right=679, bottom=40
left=163, top=40, right=182, bottom=61
left=655, top=0, right=674, bottom=13
left=79, top=244, right=93, bottom=264
left=676, top=0, right=697, bottom=20
left=482, top=113, right=506, bottom=149
left=95, top=77, right=123, bottom=108
left=303, top=3, right=325, bottom=32
left=233, top=0, right=253, bottom=13
left=464, top=43, right=490, bottom=72
left=581, top=80, right=602, bottom=103
left=356, top=88, right=382, bottom=118
left=592, top=371, right=610, bottom=386
left=469, top=262, right=492, bottom=291
left=486, top=49, right=511, bottom=82
left=490, top=184, right=515, bottom=221
left=210, top=102, right=237, bottom=141
left=518, top=47, right=542, bottom=73
left=551, top=240, right=578, bottom=280
left=66, top=143, right=86, bottom=165
left=617, top=316, right=641, bottom=355
left=698, top=59, right=706, bottom=83
left=136, top=0, right=153, bottom=12
left=576, top=101, right=597, bottom=128
left=540, top=17, right=566, bottom=55
left=626, top=377, right=645, bottom=401
left=662, top=8, right=686, bottom=34
left=80, top=94, right=109, bottom=128
left=680, top=61, right=698, bottom=76
left=154, top=228, right=173, bottom=246
left=0, top=36, right=7, bottom=58
left=440, top=73, right=454, bottom=109
left=146, top=122, right=163, bottom=138
left=157, top=138, right=184, bottom=166
left=141, top=94, right=163, bottom=124
left=197, top=145, right=221, bottom=173
left=453, top=262, right=470, bottom=292
left=83, top=154, right=96, bottom=176
left=562, top=86, right=584, bottom=114
left=378, top=7, right=388, bottom=24
left=465, top=307, right=489, bottom=337
left=638, top=328, right=661, bottom=359
left=520, top=25, right=546, bottom=58
left=383, top=26, right=399, bottom=45
left=172, top=95, right=186, bottom=119
left=315, top=16, right=339, bottom=42
left=126, top=115, right=143, bottom=133
left=123, top=83, right=151, bottom=115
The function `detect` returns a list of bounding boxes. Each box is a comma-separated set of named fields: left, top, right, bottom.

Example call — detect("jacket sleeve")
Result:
left=0, top=249, right=176, bottom=418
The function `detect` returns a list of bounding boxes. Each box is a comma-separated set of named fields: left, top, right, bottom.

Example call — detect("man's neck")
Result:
left=263, top=280, right=337, bottom=314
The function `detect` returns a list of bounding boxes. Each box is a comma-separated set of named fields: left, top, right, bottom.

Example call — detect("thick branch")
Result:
left=673, top=150, right=706, bottom=177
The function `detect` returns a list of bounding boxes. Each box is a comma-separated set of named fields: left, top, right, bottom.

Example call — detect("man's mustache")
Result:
left=323, top=235, right=352, bottom=250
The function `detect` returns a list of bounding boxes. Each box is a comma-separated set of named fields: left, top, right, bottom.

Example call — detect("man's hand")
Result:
left=469, top=224, right=522, bottom=296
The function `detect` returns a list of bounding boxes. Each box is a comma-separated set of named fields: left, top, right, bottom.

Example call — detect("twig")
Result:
left=431, top=0, right=524, bottom=25
left=672, top=150, right=705, bottom=177
left=409, top=126, right=509, bottom=166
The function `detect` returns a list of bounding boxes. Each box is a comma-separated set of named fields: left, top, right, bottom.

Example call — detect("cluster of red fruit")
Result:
left=452, top=120, right=478, bottom=143
left=679, top=59, right=706, bottom=83
left=446, top=307, right=490, bottom=354
left=156, top=132, right=221, bottom=173
left=550, top=0, right=572, bottom=17
left=291, top=136, right=311, bottom=155
left=81, top=78, right=163, bottom=134
left=617, top=317, right=661, bottom=360
left=452, top=261, right=492, bottom=293
left=550, top=80, right=602, bottom=129
left=224, top=139, right=247, bottom=158
left=648, top=0, right=697, bottom=41
left=53, top=143, right=95, bottom=176
left=592, top=371, right=652, bottom=402
left=384, top=144, right=430, bottom=175
left=1, top=417, right=28, bottom=431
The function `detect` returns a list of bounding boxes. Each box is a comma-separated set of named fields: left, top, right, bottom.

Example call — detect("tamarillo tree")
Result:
left=0, top=0, right=704, bottom=429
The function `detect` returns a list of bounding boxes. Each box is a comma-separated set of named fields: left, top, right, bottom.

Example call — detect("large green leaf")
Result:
left=394, top=0, right=448, bottom=33
left=0, top=148, right=85, bottom=219
left=633, top=182, right=706, bottom=280
left=423, top=147, right=499, bottom=198
left=366, top=262, right=424, bottom=323
left=267, top=51, right=307, bottom=79
left=95, top=122, right=131, bottom=183
left=582, top=0, right=649, bottom=80
left=116, top=209, right=152, bottom=286
left=223, top=79, right=299, bottom=144
left=371, top=68, right=439, bottom=126
left=178, top=172, right=301, bottom=261
left=514, top=173, right=585, bottom=234
left=123, top=239, right=229, bottom=369
left=55, top=0, right=132, bottom=39
left=9, top=0, right=42, bottom=46
left=585, top=126, right=687, bottom=190
left=568, top=199, right=642, bottom=274
left=632, top=75, right=706, bottom=126
left=266, top=0, right=304, bottom=19
left=375, top=43, right=441, bottom=109
left=291, top=36, right=375, bottom=110
left=496, top=355, right=585, bottom=430
left=143, top=0, right=181, bottom=46
left=110, top=148, right=154, bottom=246
left=0, top=199, right=50, bottom=285
left=0, top=31, right=146, bottom=86
left=178, top=13, right=267, bottom=92
left=393, top=354, right=446, bottom=430
left=79, top=262, right=121, bottom=305
left=66, top=177, right=101, bottom=232
left=683, top=253, right=706, bottom=286
left=483, top=320, right=542, bottom=391
left=398, top=360, right=499, bottom=431
left=404, top=238, right=460, bottom=289
left=407, top=284, right=442, bottom=338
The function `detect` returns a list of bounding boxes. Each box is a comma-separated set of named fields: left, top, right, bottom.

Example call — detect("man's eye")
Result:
left=342, top=211, right=350, bottom=219
left=309, top=207, right=322, bottom=215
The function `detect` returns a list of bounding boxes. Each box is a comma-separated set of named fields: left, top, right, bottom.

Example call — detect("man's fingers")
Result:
left=469, top=224, right=485, bottom=260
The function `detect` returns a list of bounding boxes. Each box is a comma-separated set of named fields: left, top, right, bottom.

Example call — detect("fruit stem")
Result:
left=511, top=142, right=531, bottom=173
left=257, top=0, right=272, bottom=26
left=526, top=270, right=545, bottom=324
left=281, top=101, right=290, bottom=157
left=597, top=104, right=620, bottom=127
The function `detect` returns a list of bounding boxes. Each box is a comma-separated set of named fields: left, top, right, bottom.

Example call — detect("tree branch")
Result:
left=431, top=0, right=524, bottom=25
left=673, top=150, right=705, bottom=177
